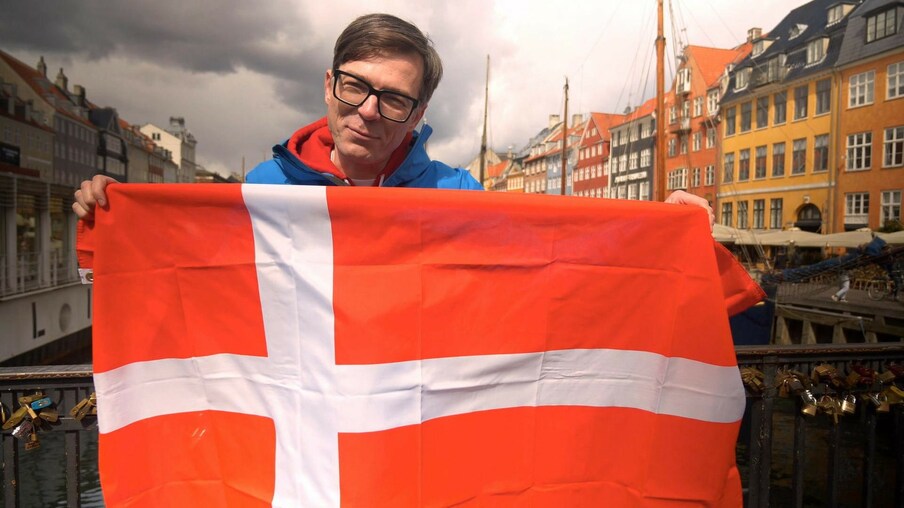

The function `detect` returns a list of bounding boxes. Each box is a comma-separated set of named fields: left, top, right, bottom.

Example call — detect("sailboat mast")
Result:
left=655, top=0, right=666, bottom=202
left=560, top=77, right=569, bottom=196
left=479, top=55, right=489, bottom=188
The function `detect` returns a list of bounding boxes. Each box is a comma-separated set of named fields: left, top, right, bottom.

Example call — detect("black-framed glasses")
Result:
left=332, top=69, right=420, bottom=123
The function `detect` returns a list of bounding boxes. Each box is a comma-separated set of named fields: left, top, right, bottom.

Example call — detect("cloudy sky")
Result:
left=1, top=0, right=795, bottom=176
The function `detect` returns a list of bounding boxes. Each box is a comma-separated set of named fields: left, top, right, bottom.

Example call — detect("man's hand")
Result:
left=73, top=175, right=118, bottom=220
left=664, top=190, right=714, bottom=229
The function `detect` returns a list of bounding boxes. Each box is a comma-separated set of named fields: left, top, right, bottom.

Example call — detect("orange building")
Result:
left=665, top=44, right=751, bottom=205
left=574, top=112, right=623, bottom=198
left=833, top=0, right=904, bottom=231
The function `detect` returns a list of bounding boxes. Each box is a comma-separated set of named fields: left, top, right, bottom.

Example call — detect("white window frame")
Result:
left=705, top=165, right=715, bottom=186
left=889, top=61, right=904, bottom=100
left=849, top=71, right=875, bottom=108
left=881, top=190, right=902, bottom=225
left=845, top=192, right=870, bottom=225
left=885, top=126, right=904, bottom=168
left=847, top=132, right=873, bottom=171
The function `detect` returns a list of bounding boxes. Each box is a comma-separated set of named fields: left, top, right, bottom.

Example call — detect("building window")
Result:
left=706, top=127, right=715, bottom=149
left=738, top=201, right=749, bottom=229
left=707, top=90, right=719, bottom=115
left=815, top=78, right=831, bottom=115
left=629, top=152, right=638, bottom=170
left=725, top=106, right=737, bottom=136
left=705, top=165, right=715, bottom=186
left=692, top=167, right=701, bottom=187
left=628, top=184, right=638, bottom=200
left=882, top=190, right=902, bottom=225
left=792, top=139, right=807, bottom=174
left=889, top=62, right=904, bottom=100
left=866, top=8, right=897, bottom=43
left=794, top=85, right=808, bottom=119
left=639, top=181, right=650, bottom=200
left=668, top=138, right=676, bottom=157
left=847, top=132, right=872, bottom=171
left=669, top=106, right=676, bottom=124
left=753, top=199, right=765, bottom=229
left=770, top=198, right=783, bottom=229
left=735, top=68, right=750, bottom=90
left=680, top=136, right=688, bottom=155
left=845, top=193, right=870, bottom=226
left=849, top=71, right=875, bottom=107
left=739, top=149, right=750, bottom=181
left=772, top=142, right=786, bottom=177
left=806, top=38, right=827, bottom=65
left=693, top=132, right=702, bottom=152
left=640, top=148, right=651, bottom=167
left=773, top=92, right=787, bottom=124
left=885, top=126, right=904, bottom=167
left=755, top=146, right=767, bottom=179
left=721, top=202, right=733, bottom=226
left=756, top=97, right=769, bottom=128
left=668, top=168, right=688, bottom=190
left=814, top=134, right=829, bottom=172
left=693, top=97, right=703, bottom=117
left=740, top=102, right=752, bottom=132
left=827, top=5, right=844, bottom=25
left=724, top=153, right=735, bottom=183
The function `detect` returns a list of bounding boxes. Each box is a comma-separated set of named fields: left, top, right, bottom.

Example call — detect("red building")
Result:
left=573, top=112, right=624, bottom=198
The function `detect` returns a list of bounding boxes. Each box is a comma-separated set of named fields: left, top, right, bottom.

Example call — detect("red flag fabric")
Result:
left=80, top=184, right=762, bottom=507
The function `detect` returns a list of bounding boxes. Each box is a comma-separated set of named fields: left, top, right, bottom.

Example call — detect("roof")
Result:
left=611, top=95, right=660, bottom=128
left=0, top=49, right=95, bottom=128
left=723, top=0, right=849, bottom=102
left=486, top=160, right=509, bottom=179
left=685, top=44, right=753, bottom=88
left=582, top=112, right=625, bottom=144
left=836, top=0, right=904, bottom=67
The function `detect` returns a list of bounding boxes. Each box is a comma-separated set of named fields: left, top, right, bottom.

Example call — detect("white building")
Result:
left=140, top=117, right=198, bottom=183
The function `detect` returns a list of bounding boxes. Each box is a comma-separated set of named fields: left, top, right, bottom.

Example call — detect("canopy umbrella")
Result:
left=711, top=224, right=757, bottom=243
left=739, top=227, right=822, bottom=246
left=795, top=228, right=875, bottom=248
left=879, top=230, right=904, bottom=244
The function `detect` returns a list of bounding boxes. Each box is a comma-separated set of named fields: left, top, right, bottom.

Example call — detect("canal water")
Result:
left=15, top=429, right=104, bottom=507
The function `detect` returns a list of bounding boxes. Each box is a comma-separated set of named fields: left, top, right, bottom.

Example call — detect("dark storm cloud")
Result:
left=0, top=0, right=332, bottom=117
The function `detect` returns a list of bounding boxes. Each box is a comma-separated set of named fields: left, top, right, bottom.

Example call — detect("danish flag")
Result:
left=78, top=184, right=763, bottom=507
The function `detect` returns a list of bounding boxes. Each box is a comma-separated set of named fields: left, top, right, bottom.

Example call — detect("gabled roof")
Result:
left=0, top=49, right=95, bottom=128
left=611, top=95, right=660, bottom=128
left=487, top=159, right=509, bottom=179
left=582, top=112, right=625, bottom=145
left=686, top=44, right=752, bottom=88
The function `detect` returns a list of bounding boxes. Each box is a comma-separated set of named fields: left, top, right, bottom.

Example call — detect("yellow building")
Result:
left=718, top=1, right=855, bottom=233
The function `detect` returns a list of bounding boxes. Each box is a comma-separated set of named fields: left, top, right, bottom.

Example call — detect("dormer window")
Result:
left=789, top=23, right=808, bottom=40
left=866, top=8, right=897, bottom=43
left=806, top=37, right=828, bottom=66
left=827, top=5, right=843, bottom=25
left=735, top=68, right=751, bottom=90
left=752, top=40, right=764, bottom=57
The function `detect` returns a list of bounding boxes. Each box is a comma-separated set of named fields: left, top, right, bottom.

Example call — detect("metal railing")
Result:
left=0, top=365, right=95, bottom=507
left=737, top=343, right=904, bottom=507
left=2, top=345, right=904, bottom=507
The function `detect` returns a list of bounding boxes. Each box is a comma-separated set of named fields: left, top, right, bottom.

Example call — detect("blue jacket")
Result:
left=246, top=120, right=481, bottom=190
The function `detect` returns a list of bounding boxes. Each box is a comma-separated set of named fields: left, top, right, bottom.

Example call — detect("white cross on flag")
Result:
left=78, top=184, right=763, bottom=507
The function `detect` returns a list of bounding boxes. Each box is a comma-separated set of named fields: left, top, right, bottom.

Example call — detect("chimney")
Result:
left=548, top=114, right=560, bottom=129
left=37, top=56, right=46, bottom=77
left=170, top=116, right=185, bottom=130
left=73, top=84, right=87, bottom=106
left=747, top=27, right=762, bottom=43
left=572, top=113, right=583, bottom=127
left=55, top=68, right=68, bottom=92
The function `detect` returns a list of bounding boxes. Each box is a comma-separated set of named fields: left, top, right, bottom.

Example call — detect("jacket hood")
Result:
left=283, top=117, right=417, bottom=185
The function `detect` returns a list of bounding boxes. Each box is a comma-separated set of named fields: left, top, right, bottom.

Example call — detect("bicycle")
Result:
left=866, top=275, right=900, bottom=301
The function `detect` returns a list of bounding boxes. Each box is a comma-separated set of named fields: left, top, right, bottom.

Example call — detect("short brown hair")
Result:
left=332, top=13, right=443, bottom=104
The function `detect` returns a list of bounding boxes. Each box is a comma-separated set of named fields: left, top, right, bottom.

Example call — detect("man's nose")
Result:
left=357, top=94, right=381, bottom=120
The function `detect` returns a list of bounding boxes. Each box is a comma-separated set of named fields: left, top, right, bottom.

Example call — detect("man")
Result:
left=74, top=13, right=712, bottom=221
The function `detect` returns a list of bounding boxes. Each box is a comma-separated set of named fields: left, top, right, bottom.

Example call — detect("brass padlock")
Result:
left=841, top=394, right=857, bottom=414
left=2, top=406, right=28, bottom=430
left=865, top=392, right=891, bottom=413
left=801, top=390, right=818, bottom=416
left=24, top=431, right=39, bottom=451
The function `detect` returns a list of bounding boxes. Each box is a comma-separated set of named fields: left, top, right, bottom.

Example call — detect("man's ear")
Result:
left=409, top=104, right=427, bottom=128
left=324, top=69, right=333, bottom=105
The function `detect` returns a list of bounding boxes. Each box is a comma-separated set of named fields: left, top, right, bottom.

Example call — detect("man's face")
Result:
left=324, top=53, right=426, bottom=177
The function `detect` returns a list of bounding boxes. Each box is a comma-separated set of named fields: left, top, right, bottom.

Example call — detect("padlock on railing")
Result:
left=801, top=389, right=819, bottom=417
left=841, top=394, right=857, bottom=415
